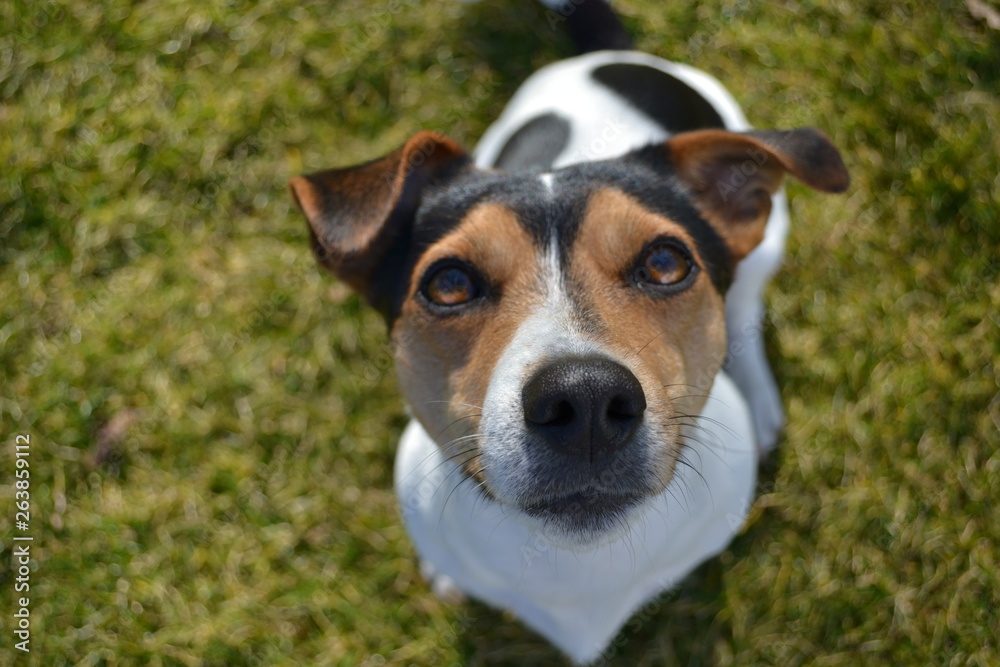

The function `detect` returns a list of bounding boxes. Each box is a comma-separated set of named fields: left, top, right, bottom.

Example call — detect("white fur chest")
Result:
left=394, top=370, right=758, bottom=665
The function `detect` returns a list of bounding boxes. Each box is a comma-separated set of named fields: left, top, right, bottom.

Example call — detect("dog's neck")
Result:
left=395, top=369, right=759, bottom=665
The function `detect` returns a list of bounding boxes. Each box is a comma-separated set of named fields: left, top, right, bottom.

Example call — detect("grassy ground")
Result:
left=1, top=0, right=998, bottom=664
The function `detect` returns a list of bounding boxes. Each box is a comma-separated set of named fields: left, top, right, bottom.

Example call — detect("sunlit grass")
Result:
left=1, top=0, right=998, bottom=664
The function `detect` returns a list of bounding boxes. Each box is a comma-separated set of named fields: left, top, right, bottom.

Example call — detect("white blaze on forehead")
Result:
left=539, top=172, right=555, bottom=195
left=478, top=231, right=604, bottom=501
left=501, top=232, right=597, bottom=375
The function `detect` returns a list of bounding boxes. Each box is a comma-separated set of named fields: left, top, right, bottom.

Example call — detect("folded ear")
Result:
left=665, top=128, right=849, bottom=261
left=288, top=131, right=471, bottom=300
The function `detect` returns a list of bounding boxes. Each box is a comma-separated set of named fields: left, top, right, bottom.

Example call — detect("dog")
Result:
left=289, top=1, right=848, bottom=663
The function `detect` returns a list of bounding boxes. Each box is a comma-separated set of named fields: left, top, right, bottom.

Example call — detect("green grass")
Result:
left=1, top=0, right=998, bottom=664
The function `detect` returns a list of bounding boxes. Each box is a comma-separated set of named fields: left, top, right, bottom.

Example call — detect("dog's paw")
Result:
left=420, top=559, right=467, bottom=604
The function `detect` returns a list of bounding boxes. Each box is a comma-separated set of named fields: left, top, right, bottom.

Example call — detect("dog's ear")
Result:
left=288, top=131, right=470, bottom=299
left=664, top=128, right=849, bottom=261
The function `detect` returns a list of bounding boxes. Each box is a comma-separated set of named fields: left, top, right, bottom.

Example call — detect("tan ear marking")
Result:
left=287, top=131, right=470, bottom=303
left=665, top=127, right=849, bottom=262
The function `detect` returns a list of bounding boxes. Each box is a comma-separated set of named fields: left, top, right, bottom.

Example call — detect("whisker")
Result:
left=646, top=495, right=673, bottom=529
left=664, top=476, right=690, bottom=515
left=422, top=399, right=484, bottom=411
left=414, top=443, right=480, bottom=488
left=677, top=427, right=738, bottom=462
left=661, top=382, right=743, bottom=412
left=665, top=392, right=713, bottom=403
left=469, top=475, right=494, bottom=515
left=439, top=434, right=485, bottom=453
left=675, top=452, right=712, bottom=507
left=633, top=330, right=671, bottom=357
left=437, top=453, right=482, bottom=525
left=435, top=413, right=482, bottom=442
left=488, top=504, right=521, bottom=545
left=661, top=382, right=712, bottom=392
left=671, top=412, right=741, bottom=439
left=617, top=512, right=637, bottom=573
left=398, top=436, right=471, bottom=486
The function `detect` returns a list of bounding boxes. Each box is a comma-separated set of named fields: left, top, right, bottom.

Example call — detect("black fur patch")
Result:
left=591, top=64, right=725, bottom=134
left=552, top=0, right=634, bottom=53
left=374, top=170, right=554, bottom=324
left=372, top=159, right=733, bottom=327
left=543, top=158, right=732, bottom=294
left=492, top=113, right=572, bottom=171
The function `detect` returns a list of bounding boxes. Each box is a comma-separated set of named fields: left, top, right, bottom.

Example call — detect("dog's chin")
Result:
left=516, top=491, right=649, bottom=551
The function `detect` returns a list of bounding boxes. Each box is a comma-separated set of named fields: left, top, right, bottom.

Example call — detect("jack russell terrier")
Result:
left=289, top=1, right=848, bottom=663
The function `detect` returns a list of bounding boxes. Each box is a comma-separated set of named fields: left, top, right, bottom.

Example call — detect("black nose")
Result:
left=522, top=356, right=646, bottom=463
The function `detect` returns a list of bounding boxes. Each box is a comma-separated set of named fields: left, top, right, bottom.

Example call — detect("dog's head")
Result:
left=290, top=129, right=847, bottom=545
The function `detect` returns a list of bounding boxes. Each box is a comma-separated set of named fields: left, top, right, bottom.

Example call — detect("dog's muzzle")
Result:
left=511, top=355, right=654, bottom=535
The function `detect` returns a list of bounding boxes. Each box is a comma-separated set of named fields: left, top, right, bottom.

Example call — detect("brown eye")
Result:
left=422, top=264, right=479, bottom=307
left=641, top=243, right=691, bottom=285
left=632, top=240, right=697, bottom=293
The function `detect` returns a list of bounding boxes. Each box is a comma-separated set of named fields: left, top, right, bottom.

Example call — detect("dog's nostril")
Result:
left=526, top=396, right=576, bottom=427
left=550, top=400, right=576, bottom=427
left=521, top=355, right=646, bottom=462
left=608, top=393, right=645, bottom=422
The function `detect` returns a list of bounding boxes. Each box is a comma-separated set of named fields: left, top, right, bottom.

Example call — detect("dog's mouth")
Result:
left=519, top=489, right=646, bottom=533
left=470, top=351, right=681, bottom=541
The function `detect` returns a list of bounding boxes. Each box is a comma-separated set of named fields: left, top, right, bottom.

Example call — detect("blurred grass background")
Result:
left=1, top=0, right=998, bottom=664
